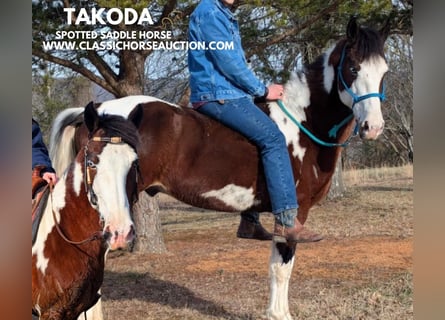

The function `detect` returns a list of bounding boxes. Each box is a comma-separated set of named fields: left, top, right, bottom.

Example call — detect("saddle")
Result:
left=32, top=166, right=50, bottom=245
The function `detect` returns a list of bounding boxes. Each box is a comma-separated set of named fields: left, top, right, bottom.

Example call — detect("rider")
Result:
left=188, top=0, right=322, bottom=243
left=32, top=119, right=58, bottom=185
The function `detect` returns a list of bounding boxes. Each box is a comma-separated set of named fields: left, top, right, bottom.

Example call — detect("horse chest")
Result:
left=33, top=248, right=105, bottom=320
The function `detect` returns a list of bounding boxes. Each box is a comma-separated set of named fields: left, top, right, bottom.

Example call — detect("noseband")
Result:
left=337, top=45, right=386, bottom=108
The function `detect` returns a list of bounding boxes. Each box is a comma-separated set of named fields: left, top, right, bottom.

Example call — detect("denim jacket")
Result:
left=188, top=0, right=266, bottom=103
left=32, top=119, right=55, bottom=173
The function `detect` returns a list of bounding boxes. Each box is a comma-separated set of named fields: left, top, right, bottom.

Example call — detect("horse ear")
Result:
left=84, top=101, right=99, bottom=134
left=379, top=18, right=391, bottom=42
left=346, top=16, right=359, bottom=44
left=129, top=104, right=144, bottom=129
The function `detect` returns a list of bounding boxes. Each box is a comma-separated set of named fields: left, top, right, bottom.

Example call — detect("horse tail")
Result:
left=49, top=107, right=84, bottom=174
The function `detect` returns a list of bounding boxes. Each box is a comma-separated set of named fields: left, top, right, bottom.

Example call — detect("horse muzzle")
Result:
left=359, top=120, right=384, bottom=140
left=104, top=224, right=136, bottom=250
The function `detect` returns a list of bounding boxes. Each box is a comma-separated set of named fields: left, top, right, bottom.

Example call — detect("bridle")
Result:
left=337, top=45, right=386, bottom=109
left=50, top=135, right=139, bottom=245
left=85, top=135, right=141, bottom=207
left=84, top=136, right=124, bottom=207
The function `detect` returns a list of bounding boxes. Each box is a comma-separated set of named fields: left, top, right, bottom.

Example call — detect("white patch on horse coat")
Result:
left=201, top=184, right=256, bottom=211
left=93, top=143, right=137, bottom=227
left=269, top=72, right=310, bottom=162
left=267, top=241, right=295, bottom=319
left=323, top=45, right=336, bottom=93
left=32, top=176, right=66, bottom=275
left=73, top=161, right=83, bottom=196
left=97, top=95, right=178, bottom=119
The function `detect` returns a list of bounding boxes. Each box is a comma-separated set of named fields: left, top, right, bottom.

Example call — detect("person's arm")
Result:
left=199, top=11, right=267, bottom=97
left=32, top=119, right=58, bottom=183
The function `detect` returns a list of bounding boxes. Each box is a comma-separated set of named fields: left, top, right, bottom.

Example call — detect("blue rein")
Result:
left=276, top=100, right=353, bottom=147
left=276, top=45, right=386, bottom=148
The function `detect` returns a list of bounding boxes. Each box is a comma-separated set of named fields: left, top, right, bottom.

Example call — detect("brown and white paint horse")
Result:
left=50, top=17, right=389, bottom=320
left=32, top=104, right=141, bottom=320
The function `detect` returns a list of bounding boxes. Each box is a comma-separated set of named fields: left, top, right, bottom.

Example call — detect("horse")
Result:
left=32, top=103, right=143, bottom=320
left=49, top=17, right=389, bottom=320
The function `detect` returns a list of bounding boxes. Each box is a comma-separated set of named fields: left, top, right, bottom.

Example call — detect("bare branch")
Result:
left=32, top=48, right=118, bottom=96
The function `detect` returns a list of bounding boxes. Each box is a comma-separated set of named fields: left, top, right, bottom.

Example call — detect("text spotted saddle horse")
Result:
left=32, top=165, right=51, bottom=244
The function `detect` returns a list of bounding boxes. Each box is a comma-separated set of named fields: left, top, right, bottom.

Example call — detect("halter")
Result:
left=48, top=135, right=127, bottom=246
left=84, top=136, right=123, bottom=206
left=337, top=45, right=386, bottom=108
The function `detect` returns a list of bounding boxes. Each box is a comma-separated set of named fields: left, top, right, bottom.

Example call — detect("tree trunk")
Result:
left=327, top=160, right=345, bottom=200
left=132, top=192, right=166, bottom=253
left=113, top=51, right=166, bottom=254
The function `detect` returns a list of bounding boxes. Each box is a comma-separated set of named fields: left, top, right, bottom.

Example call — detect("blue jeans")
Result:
left=198, top=97, right=298, bottom=215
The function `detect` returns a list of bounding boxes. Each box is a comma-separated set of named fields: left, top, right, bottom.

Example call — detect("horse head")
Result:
left=81, top=102, right=142, bottom=250
left=335, top=16, right=390, bottom=140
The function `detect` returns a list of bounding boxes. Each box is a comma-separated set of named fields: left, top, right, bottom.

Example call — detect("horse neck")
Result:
left=284, top=47, right=355, bottom=144
left=50, top=162, right=103, bottom=244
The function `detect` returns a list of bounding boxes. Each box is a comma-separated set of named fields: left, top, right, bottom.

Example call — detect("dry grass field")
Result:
left=101, top=165, right=413, bottom=320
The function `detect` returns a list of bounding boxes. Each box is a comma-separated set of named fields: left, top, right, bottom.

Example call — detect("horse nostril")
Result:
left=128, top=225, right=136, bottom=238
left=362, top=121, right=370, bottom=131
left=103, top=225, right=112, bottom=241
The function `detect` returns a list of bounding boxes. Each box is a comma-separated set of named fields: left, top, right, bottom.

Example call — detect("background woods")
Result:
left=32, top=0, right=413, bottom=252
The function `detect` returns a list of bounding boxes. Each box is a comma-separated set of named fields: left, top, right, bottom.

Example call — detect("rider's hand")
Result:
left=42, top=172, right=58, bottom=184
left=266, top=84, right=285, bottom=100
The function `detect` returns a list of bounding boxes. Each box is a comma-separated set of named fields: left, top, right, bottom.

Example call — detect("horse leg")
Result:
left=77, top=295, right=103, bottom=320
left=266, top=241, right=296, bottom=320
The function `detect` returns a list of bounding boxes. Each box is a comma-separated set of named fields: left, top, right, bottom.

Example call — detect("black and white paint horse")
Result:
left=50, top=17, right=389, bottom=320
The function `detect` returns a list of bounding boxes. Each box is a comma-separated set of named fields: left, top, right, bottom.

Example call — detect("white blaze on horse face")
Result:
left=340, top=56, right=388, bottom=139
left=93, top=143, right=137, bottom=249
left=201, top=184, right=256, bottom=211
left=97, top=95, right=178, bottom=119
left=269, top=72, right=311, bottom=162
left=32, top=177, right=67, bottom=275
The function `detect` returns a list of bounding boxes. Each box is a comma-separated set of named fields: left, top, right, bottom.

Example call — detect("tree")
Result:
left=32, top=0, right=413, bottom=247
left=32, top=0, right=191, bottom=253
left=381, top=34, right=413, bottom=164
left=32, top=65, right=93, bottom=137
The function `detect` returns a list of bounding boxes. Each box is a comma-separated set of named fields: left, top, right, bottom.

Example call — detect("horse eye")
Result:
left=350, top=66, right=358, bottom=75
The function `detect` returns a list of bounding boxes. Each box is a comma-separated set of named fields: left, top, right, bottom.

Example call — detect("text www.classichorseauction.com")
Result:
left=42, top=7, right=234, bottom=51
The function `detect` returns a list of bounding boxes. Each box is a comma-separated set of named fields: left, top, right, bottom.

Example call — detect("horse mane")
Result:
left=50, top=107, right=140, bottom=175
left=96, top=113, right=140, bottom=151
left=49, top=108, right=84, bottom=174
left=352, top=26, right=385, bottom=61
